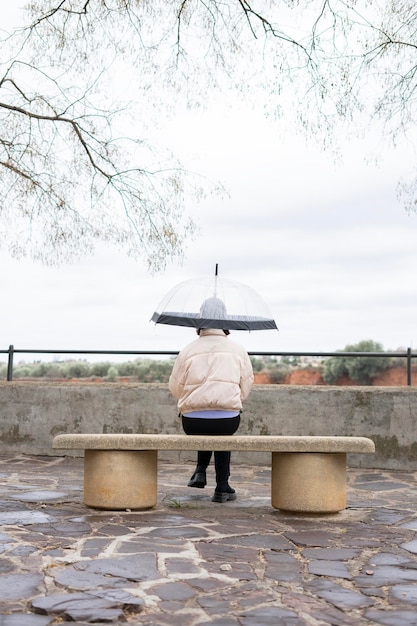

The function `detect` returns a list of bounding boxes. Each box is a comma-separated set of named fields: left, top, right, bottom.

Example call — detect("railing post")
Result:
left=7, top=345, right=14, bottom=381
left=407, top=347, right=412, bottom=386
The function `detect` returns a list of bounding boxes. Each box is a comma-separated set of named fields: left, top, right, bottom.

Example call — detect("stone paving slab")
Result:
left=0, top=454, right=417, bottom=625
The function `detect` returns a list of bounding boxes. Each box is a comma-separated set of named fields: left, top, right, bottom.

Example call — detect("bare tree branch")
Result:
left=1, top=0, right=417, bottom=268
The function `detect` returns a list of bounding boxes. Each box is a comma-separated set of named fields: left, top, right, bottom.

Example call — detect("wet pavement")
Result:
left=1, top=454, right=417, bottom=626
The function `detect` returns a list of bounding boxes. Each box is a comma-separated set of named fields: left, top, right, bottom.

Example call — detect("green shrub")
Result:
left=90, top=362, right=112, bottom=377
left=117, top=361, right=138, bottom=376
left=267, top=365, right=289, bottom=384
left=67, top=361, right=90, bottom=378
left=323, top=340, right=391, bottom=385
left=250, top=357, right=265, bottom=372
left=107, top=366, right=118, bottom=381
left=135, top=359, right=173, bottom=383
left=13, top=366, right=33, bottom=378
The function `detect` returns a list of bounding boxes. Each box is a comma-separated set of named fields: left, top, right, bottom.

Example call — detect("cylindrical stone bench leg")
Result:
left=271, top=452, right=347, bottom=513
left=84, top=449, right=158, bottom=510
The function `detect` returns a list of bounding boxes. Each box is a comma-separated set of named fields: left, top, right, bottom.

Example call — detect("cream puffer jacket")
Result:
left=169, top=329, right=254, bottom=414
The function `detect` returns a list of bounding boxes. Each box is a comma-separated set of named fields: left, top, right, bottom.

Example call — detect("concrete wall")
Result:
left=1, top=382, right=416, bottom=470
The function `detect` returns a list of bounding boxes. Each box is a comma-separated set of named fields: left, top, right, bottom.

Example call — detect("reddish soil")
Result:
left=371, top=367, right=412, bottom=386
left=283, top=369, right=326, bottom=385
left=253, top=372, right=273, bottom=384
left=254, top=366, right=414, bottom=386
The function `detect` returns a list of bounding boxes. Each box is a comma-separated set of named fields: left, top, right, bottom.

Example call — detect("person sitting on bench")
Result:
left=168, top=297, right=254, bottom=503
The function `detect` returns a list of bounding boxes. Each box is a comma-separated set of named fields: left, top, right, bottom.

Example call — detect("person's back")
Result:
left=169, top=328, right=253, bottom=415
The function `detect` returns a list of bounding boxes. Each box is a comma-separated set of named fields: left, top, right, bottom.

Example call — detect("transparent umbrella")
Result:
left=150, top=265, right=278, bottom=331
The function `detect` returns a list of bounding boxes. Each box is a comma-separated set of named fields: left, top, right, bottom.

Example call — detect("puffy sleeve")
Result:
left=239, top=351, right=254, bottom=402
left=168, top=352, right=185, bottom=400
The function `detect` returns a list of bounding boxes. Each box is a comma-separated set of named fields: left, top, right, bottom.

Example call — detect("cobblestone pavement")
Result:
left=1, top=454, right=417, bottom=625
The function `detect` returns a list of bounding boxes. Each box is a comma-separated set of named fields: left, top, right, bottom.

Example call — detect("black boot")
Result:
left=211, top=482, right=236, bottom=503
left=187, top=469, right=207, bottom=488
left=187, top=452, right=211, bottom=488
left=212, top=452, right=236, bottom=502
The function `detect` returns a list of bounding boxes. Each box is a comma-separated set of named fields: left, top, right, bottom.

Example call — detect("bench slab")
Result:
left=52, top=434, right=375, bottom=454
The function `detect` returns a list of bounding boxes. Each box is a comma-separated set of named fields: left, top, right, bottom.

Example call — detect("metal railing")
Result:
left=1, top=345, right=415, bottom=384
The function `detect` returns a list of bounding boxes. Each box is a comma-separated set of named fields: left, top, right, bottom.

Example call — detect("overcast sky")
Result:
left=2, top=107, right=417, bottom=363
left=2, top=6, right=417, bottom=363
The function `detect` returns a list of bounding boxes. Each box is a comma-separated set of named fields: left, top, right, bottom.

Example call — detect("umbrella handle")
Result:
left=214, top=263, right=218, bottom=296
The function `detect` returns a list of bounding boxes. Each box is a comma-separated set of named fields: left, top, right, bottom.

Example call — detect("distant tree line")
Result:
left=0, top=358, right=176, bottom=383
left=0, top=341, right=408, bottom=385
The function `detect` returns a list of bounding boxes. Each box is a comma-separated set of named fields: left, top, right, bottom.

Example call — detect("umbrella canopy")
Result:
left=151, top=266, right=278, bottom=331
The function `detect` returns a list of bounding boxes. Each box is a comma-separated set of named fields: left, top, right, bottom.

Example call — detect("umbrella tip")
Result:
left=215, top=263, right=218, bottom=276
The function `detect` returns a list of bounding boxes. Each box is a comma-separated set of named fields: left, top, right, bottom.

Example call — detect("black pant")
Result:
left=181, top=415, right=240, bottom=487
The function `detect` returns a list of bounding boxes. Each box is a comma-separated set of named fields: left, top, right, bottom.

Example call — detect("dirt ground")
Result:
left=254, top=366, right=413, bottom=386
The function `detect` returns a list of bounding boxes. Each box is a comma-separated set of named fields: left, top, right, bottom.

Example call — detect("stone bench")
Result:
left=52, top=434, right=375, bottom=513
